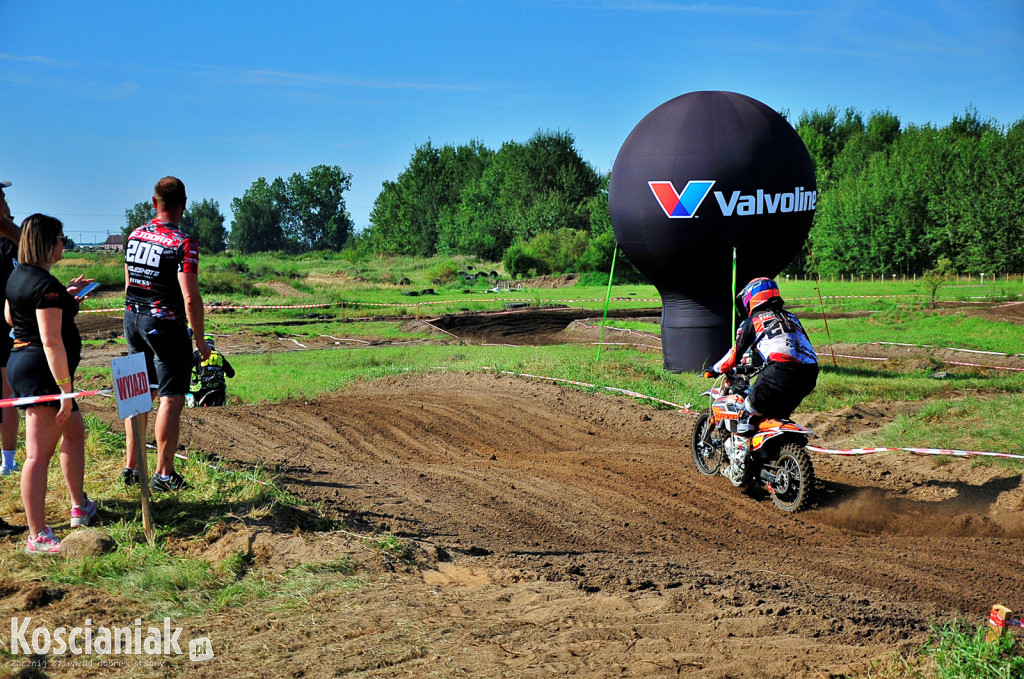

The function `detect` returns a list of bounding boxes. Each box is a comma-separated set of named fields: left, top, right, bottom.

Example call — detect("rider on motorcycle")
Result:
left=188, top=334, right=235, bottom=407
left=706, top=277, right=818, bottom=438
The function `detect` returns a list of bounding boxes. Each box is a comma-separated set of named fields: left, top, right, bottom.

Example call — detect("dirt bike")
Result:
left=691, top=364, right=815, bottom=512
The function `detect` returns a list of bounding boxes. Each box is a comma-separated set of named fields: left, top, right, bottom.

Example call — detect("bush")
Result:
left=426, top=260, right=461, bottom=285
left=921, top=257, right=956, bottom=308
left=526, top=228, right=590, bottom=273
left=201, top=271, right=263, bottom=297
left=503, top=242, right=549, bottom=279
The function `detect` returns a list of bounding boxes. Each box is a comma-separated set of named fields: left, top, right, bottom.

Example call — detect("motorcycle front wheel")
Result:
left=769, top=443, right=814, bottom=513
left=691, top=411, right=725, bottom=476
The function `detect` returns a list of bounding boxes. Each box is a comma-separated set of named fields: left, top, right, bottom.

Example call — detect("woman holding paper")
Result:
left=4, top=214, right=96, bottom=553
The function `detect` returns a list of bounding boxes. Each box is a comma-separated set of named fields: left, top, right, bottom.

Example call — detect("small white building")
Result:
left=102, top=234, right=125, bottom=251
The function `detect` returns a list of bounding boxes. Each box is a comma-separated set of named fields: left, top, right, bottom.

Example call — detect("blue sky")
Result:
left=1, top=1, right=1021, bottom=243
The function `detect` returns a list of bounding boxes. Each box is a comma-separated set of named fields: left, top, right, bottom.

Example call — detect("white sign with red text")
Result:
left=111, top=353, right=152, bottom=420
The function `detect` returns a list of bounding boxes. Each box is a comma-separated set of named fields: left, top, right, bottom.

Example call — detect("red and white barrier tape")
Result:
left=808, top=445, right=1024, bottom=460
left=866, top=341, right=1024, bottom=358
left=822, top=353, right=1024, bottom=372
left=486, top=369, right=1024, bottom=460
left=943, top=360, right=1024, bottom=372
left=790, top=294, right=923, bottom=300
left=572, top=326, right=1024, bottom=373
left=484, top=368, right=697, bottom=413
left=572, top=319, right=663, bottom=341
left=0, top=388, right=111, bottom=409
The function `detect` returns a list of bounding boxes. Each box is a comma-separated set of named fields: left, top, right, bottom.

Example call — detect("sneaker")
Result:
left=119, top=467, right=139, bottom=486
left=0, top=460, right=18, bottom=475
left=150, top=471, right=189, bottom=493
left=26, top=526, right=61, bottom=554
left=0, top=517, right=26, bottom=537
left=70, top=498, right=98, bottom=528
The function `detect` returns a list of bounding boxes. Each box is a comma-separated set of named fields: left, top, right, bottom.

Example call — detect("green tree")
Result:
left=281, top=164, right=354, bottom=251
left=367, top=140, right=492, bottom=256
left=922, top=257, right=956, bottom=307
left=186, top=199, right=227, bottom=252
left=123, top=201, right=155, bottom=237
left=439, top=130, right=600, bottom=258
left=795, top=107, right=864, bottom=188
left=229, top=178, right=285, bottom=253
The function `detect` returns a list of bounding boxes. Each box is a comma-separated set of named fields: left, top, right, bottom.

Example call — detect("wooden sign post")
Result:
left=112, top=353, right=156, bottom=547
left=986, top=604, right=1013, bottom=642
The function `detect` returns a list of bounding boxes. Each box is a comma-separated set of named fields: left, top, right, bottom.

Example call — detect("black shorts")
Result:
left=0, top=325, right=12, bottom=368
left=747, top=362, right=818, bottom=419
left=124, top=309, right=192, bottom=397
left=7, top=347, right=79, bottom=411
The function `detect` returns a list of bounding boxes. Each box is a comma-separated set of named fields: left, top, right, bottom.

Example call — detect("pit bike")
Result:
left=691, top=365, right=815, bottom=513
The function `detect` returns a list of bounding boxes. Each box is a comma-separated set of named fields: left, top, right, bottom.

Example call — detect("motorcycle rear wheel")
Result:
left=691, top=411, right=725, bottom=476
left=769, top=443, right=814, bottom=513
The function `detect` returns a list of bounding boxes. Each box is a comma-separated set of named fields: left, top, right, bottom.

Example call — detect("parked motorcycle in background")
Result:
left=691, top=364, right=816, bottom=512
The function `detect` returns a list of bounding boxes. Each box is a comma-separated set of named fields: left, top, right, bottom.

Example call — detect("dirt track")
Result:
left=70, top=307, right=1024, bottom=677
left=165, top=371, right=1022, bottom=677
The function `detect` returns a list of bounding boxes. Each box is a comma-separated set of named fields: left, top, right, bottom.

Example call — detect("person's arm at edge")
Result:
left=179, top=270, right=210, bottom=361
left=38, top=307, right=74, bottom=427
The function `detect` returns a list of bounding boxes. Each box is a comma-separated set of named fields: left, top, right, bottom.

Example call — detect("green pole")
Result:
left=597, top=246, right=619, bottom=361
left=731, top=247, right=738, bottom=340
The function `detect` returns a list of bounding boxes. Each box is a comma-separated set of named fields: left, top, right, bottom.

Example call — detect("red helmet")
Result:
left=737, top=277, right=781, bottom=316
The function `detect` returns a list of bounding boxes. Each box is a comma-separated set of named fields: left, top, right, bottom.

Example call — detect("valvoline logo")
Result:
left=648, top=180, right=715, bottom=218
left=650, top=180, right=817, bottom=218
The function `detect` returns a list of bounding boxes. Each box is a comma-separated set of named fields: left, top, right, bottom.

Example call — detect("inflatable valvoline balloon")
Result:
left=609, top=91, right=816, bottom=372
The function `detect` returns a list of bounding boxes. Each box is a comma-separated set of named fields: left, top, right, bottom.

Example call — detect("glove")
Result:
left=702, top=370, right=718, bottom=378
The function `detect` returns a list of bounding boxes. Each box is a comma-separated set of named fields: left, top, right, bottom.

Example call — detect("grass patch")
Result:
left=0, top=415, right=364, bottom=621
left=803, top=309, right=1024, bottom=355
left=865, top=396, right=1024, bottom=458
left=860, top=620, right=1024, bottom=678
left=225, top=342, right=709, bottom=410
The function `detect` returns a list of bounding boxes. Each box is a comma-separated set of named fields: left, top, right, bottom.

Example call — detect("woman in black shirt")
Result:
left=5, top=214, right=96, bottom=553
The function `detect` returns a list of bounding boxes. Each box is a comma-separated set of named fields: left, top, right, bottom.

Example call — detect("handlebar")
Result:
left=702, top=364, right=762, bottom=379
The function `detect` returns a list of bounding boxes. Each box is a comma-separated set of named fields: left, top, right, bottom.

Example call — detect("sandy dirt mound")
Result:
left=256, top=280, right=312, bottom=297
left=519, top=274, right=579, bottom=288
left=118, top=370, right=1020, bottom=678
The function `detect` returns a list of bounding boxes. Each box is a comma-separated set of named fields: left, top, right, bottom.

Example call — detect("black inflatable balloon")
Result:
left=609, top=91, right=816, bottom=372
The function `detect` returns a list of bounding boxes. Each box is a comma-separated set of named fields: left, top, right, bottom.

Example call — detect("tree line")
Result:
left=796, top=106, right=1024, bottom=277
left=122, top=109, right=1023, bottom=279
left=122, top=165, right=354, bottom=255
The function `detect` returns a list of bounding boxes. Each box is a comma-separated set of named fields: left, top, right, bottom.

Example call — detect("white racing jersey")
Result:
left=713, top=307, right=817, bottom=373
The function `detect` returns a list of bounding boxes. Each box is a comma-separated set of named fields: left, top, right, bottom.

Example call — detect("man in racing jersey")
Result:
left=707, top=277, right=818, bottom=437
left=122, top=176, right=210, bottom=492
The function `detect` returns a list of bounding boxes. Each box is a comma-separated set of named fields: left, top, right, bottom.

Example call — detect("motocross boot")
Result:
left=723, top=436, right=750, bottom=486
left=736, top=410, right=758, bottom=435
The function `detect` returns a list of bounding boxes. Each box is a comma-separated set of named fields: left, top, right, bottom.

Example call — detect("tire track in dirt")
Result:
left=172, top=372, right=1024, bottom=648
